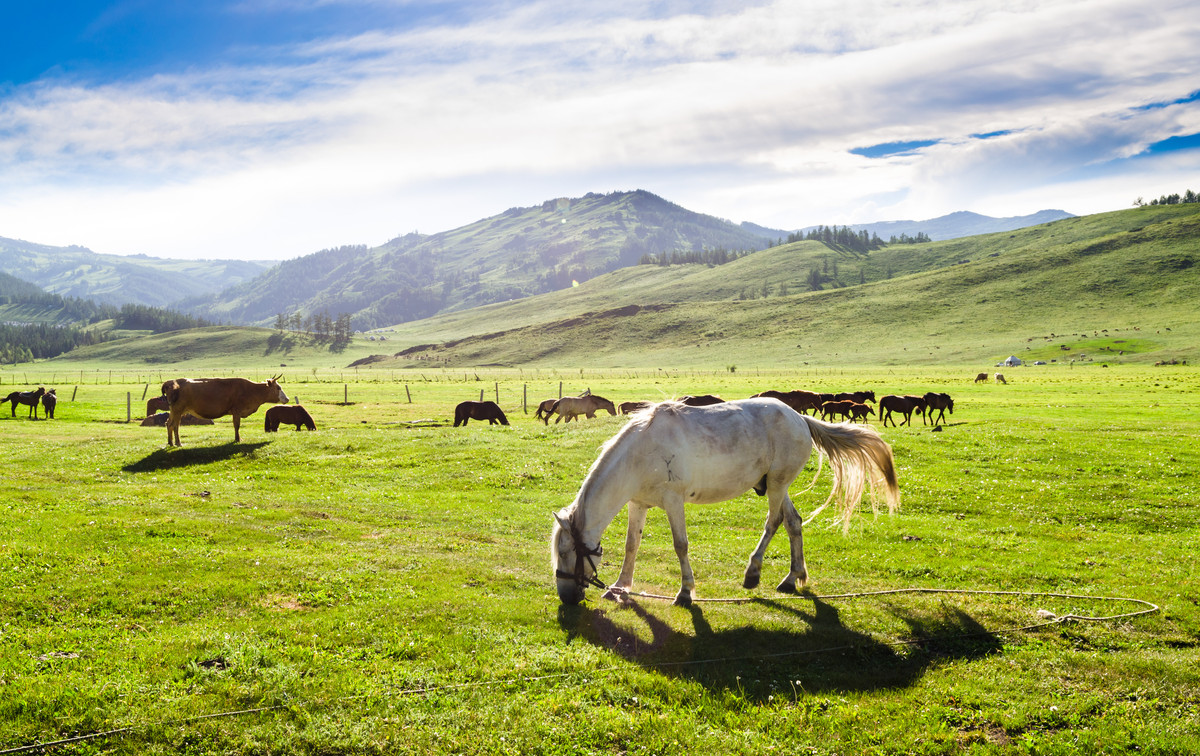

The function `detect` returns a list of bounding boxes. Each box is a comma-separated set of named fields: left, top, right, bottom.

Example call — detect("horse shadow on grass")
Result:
left=557, top=593, right=1001, bottom=699
left=123, top=442, right=270, bottom=473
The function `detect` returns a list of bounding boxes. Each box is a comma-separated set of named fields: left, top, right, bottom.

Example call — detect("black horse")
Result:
left=40, top=389, right=57, bottom=419
left=923, top=392, right=954, bottom=425
left=264, top=404, right=316, bottom=431
left=4, top=387, right=46, bottom=419
left=454, top=400, right=509, bottom=426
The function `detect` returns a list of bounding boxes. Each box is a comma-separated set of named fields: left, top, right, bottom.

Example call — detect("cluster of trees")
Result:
left=887, top=232, right=932, bottom=244
left=114, top=304, right=212, bottom=333
left=636, top=247, right=751, bottom=267
left=0, top=322, right=104, bottom=364
left=1135, top=190, right=1200, bottom=206
left=274, top=310, right=355, bottom=350
left=773, top=226, right=888, bottom=254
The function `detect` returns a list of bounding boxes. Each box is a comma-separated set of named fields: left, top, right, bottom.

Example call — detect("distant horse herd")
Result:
left=0, top=366, right=1006, bottom=442
left=461, top=386, right=959, bottom=431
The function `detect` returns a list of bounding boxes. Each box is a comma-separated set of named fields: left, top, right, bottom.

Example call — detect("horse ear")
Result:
left=553, top=512, right=571, bottom=530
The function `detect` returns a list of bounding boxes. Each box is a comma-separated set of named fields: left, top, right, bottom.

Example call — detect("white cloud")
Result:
left=1, top=0, right=1198, bottom=257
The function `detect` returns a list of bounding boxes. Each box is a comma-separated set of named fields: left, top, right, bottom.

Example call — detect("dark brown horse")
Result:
left=40, top=389, right=56, bottom=419
left=922, top=392, right=954, bottom=425
left=751, top=389, right=822, bottom=415
left=835, top=391, right=876, bottom=404
left=619, top=400, right=654, bottom=415
left=678, top=394, right=724, bottom=407
left=5, top=387, right=45, bottom=418
left=454, top=400, right=510, bottom=426
left=879, top=394, right=927, bottom=427
left=819, top=400, right=855, bottom=422
left=265, top=404, right=316, bottom=431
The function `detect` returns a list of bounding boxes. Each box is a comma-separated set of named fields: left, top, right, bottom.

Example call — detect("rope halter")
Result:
left=553, top=512, right=607, bottom=591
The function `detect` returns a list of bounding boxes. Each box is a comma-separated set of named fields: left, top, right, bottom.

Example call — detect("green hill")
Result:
left=183, top=190, right=775, bottom=328
left=369, top=203, right=1200, bottom=368
left=46, top=202, right=1200, bottom=370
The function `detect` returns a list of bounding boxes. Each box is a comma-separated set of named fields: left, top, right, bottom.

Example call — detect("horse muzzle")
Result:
left=556, top=579, right=585, bottom=605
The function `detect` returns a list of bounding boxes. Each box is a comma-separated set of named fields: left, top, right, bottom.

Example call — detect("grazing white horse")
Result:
left=551, top=398, right=900, bottom=606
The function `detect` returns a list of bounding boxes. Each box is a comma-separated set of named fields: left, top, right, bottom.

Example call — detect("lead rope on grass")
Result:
left=0, top=588, right=1159, bottom=755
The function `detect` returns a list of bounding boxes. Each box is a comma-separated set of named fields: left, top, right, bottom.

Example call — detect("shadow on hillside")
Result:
left=124, top=442, right=270, bottom=472
left=557, top=593, right=1001, bottom=699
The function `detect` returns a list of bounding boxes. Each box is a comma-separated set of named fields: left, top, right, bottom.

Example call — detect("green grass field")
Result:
left=2, top=364, right=1198, bottom=754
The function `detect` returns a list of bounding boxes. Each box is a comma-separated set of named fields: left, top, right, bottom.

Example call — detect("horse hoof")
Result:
left=673, top=592, right=694, bottom=607
left=743, top=574, right=761, bottom=590
left=601, top=587, right=629, bottom=602
left=775, top=579, right=798, bottom=594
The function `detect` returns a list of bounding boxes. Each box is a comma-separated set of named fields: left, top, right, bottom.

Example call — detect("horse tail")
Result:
left=800, top=415, right=900, bottom=531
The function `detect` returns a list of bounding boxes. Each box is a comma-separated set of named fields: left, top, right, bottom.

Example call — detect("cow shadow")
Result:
left=123, top=442, right=270, bottom=472
left=557, top=593, right=1001, bottom=700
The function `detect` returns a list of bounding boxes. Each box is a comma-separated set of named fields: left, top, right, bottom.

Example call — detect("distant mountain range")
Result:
left=815, top=209, right=1075, bottom=241
left=0, top=236, right=270, bottom=309
left=0, top=192, right=1075, bottom=327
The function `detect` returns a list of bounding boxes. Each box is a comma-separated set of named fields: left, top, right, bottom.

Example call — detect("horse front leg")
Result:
left=662, top=498, right=695, bottom=606
left=605, top=502, right=649, bottom=600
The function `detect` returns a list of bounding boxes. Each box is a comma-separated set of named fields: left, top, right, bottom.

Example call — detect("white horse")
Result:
left=551, top=398, right=900, bottom=606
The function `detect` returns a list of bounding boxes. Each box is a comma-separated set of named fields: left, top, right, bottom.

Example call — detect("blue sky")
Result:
left=2, top=0, right=1199, bottom=260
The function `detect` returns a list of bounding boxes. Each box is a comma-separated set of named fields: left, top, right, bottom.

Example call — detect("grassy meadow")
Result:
left=1, top=363, right=1198, bottom=754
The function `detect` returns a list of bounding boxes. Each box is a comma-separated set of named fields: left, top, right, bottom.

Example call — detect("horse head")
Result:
left=552, top=510, right=604, bottom=605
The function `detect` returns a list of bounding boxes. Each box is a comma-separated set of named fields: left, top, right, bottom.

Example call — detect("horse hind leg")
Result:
left=744, top=488, right=790, bottom=590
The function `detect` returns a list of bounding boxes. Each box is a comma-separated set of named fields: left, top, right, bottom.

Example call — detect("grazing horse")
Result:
left=264, top=404, right=316, bottom=431
left=551, top=398, right=900, bottom=606
left=553, top=394, right=617, bottom=423
left=752, top=389, right=823, bottom=415
left=619, top=400, right=653, bottom=415
left=974, top=372, right=989, bottom=383
left=879, top=394, right=927, bottom=427
left=454, top=400, right=509, bottom=426
left=40, top=389, right=57, bottom=419
left=994, top=373, right=1007, bottom=384
left=923, top=392, right=954, bottom=425
left=4, top=387, right=45, bottom=418
left=678, top=394, right=724, bottom=406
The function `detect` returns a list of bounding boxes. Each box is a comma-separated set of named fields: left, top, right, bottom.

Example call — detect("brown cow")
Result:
left=162, top=376, right=289, bottom=446
left=974, top=372, right=989, bottom=383
left=265, top=404, right=316, bottom=432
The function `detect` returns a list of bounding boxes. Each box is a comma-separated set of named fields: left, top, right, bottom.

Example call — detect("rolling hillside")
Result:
left=49, top=202, right=1200, bottom=370
left=361, top=202, right=1200, bottom=368
left=182, top=190, right=776, bottom=329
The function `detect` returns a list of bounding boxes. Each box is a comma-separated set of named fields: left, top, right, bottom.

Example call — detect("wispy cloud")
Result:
left=1, top=0, right=1198, bottom=258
